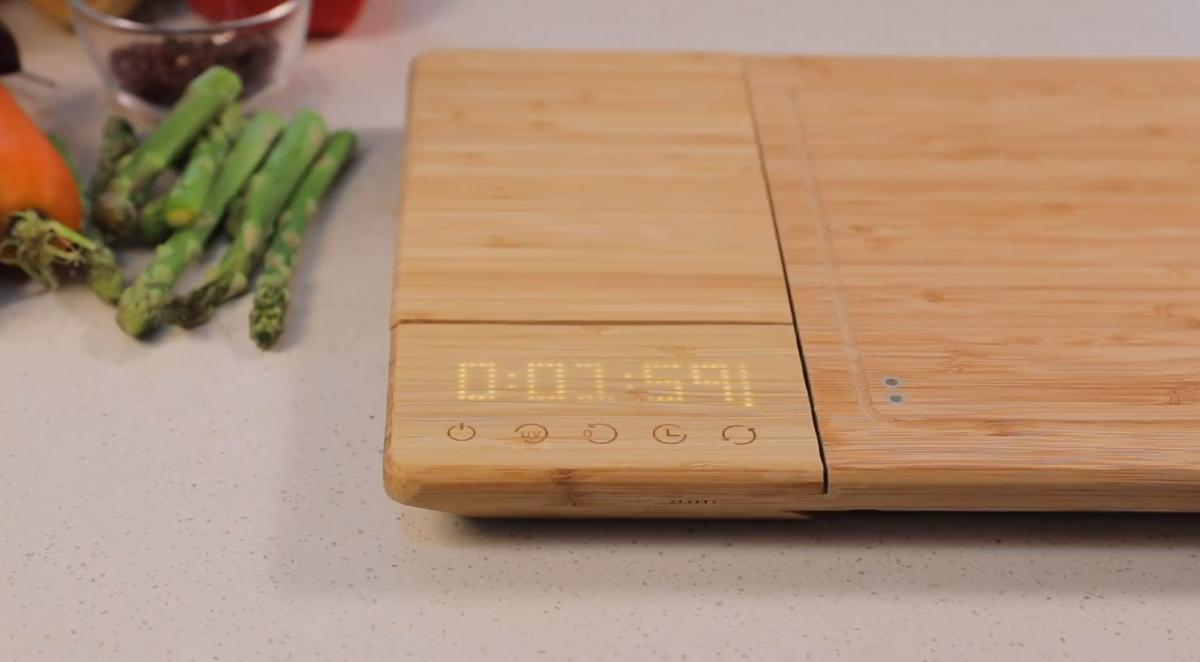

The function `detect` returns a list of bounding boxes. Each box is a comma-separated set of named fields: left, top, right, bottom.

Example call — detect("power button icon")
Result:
left=446, top=423, right=477, bottom=441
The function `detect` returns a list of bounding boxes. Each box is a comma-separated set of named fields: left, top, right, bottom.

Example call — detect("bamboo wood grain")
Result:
left=387, top=50, right=1200, bottom=516
left=392, top=50, right=792, bottom=325
left=748, top=56, right=1200, bottom=511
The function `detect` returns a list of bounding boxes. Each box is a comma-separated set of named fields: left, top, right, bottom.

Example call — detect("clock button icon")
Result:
left=515, top=423, right=549, bottom=444
left=652, top=424, right=687, bottom=445
left=446, top=423, right=477, bottom=442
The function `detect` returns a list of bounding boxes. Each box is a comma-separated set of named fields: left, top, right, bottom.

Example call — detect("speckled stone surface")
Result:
left=3, top=1, right=1200, bottom=660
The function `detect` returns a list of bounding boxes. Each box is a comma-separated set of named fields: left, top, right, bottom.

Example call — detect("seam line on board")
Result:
left=741, top=59, right=829, bottom=494
left=392, top=319, right=794, bottom=328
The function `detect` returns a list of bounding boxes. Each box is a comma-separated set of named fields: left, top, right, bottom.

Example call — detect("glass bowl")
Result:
left=70, top=0, right=310, bottom=114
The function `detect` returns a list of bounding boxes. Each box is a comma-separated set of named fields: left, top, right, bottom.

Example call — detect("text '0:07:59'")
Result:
left=456, top=361, right=756, bottom=407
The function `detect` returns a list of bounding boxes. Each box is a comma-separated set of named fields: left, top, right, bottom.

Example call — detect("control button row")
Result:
left=444, top=423, right=758, bottom=445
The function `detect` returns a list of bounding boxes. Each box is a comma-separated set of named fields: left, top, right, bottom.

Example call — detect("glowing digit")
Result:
left=527, top=363, right=567, bottom=401
left=574, top=363, right=606, bottom=401
left=690, top=363, right=733, bottom=402
left=457, top=362, right=497, bottom=400
left=737, top=363, right=755, bottom=408
left=643, top=363, right=685, bottom=402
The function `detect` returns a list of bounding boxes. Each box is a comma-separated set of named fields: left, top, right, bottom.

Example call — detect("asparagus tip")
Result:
left=162, top=278, right=229, bottom=329
left=116, top=286, right=165, bottom=337
left=249, top=283, right=289, bottom=349
left=96, top=192, right=138, bottom=237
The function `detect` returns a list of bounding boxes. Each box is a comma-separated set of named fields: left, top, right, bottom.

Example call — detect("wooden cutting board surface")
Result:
left=394, top=51, right=791, bottom=324
left=389, top=50, right=1200, bottom=514
left=388, top=52, right=823, bottom=516
left=749, top=56, right=1200, bottom=508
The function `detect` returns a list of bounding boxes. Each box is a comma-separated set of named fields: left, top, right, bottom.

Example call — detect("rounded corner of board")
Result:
left=382, top=454, right=425, bottom=508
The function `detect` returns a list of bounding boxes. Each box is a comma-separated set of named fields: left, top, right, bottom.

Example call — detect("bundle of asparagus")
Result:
left=163, top=110, right=329, bottom=329
left=250, top=131, right=357, bottom=349
left=83, top=65, right=356, bottom=348
left=94, top=66, right=243, bottom=239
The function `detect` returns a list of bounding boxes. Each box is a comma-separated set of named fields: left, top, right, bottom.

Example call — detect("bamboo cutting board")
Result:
left=386, top=50, right=1200, bottom=516
left=749, top=56, right=1200, bottom=510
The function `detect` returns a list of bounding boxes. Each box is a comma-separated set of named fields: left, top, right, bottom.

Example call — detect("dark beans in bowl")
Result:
left=110, top=33, right=278, bottom=108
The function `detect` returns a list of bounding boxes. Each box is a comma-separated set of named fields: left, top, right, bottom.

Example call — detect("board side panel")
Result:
left=748, top=55, right=1200, bottom=509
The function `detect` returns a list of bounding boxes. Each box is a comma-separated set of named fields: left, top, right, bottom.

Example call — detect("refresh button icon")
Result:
left=721, top=425, right=758, bottom=445
left=583, top=423, right=618, bottom=444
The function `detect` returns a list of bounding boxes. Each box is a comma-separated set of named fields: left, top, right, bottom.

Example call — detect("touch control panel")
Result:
left=440, top=421, right=760, bottom=445
left=385, top=324, right=825, bottom=514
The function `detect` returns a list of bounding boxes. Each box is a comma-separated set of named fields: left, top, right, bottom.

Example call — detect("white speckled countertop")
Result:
left=3, top=1, right=1200, bottom=660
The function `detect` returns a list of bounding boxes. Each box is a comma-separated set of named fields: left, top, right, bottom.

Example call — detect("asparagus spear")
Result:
left=136, top=195, right=171, bottom=245
left=250, top=131, right=357, bottom=349
left=116, top=111, right=284, bottom=338
left=84, top=240, right=124, bottom=304
left=136, top=104, right=243, bottom=245
left=165, top=104, right=241, bottom=228
left=87, top=116, right=137, bottom=202
left=95, top=66, right=242, bottom=238
left=165, top=111, right=328, bottom=329
left=223, top=189, right=247, bottom=239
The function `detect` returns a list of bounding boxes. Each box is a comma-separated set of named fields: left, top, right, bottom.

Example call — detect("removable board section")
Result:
left=749, top=57, right=1200, bottom=509
left=385, top=324, right=823, bottom=517
left=393, top=50, right=792, bottom=324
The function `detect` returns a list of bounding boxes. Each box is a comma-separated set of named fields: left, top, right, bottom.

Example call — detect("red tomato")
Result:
left=189, top=0, right=364, bottom=36
left=188, top=0, right=282, bottom=21
left=309, top=0, right=365, bottom=36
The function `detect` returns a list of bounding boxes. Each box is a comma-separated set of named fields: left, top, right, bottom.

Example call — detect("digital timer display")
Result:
left=457, top=361, right=756, bottom=407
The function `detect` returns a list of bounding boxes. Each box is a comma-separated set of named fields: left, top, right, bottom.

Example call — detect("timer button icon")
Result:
left=446, top=423, right=477, bottom=442
left=583, top=423, right=618, bottom=444
left=652, top=424, right=687, bottom=445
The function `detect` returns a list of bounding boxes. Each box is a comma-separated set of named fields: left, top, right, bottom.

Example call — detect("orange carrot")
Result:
left=0, top=82, right=83, bottom=236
